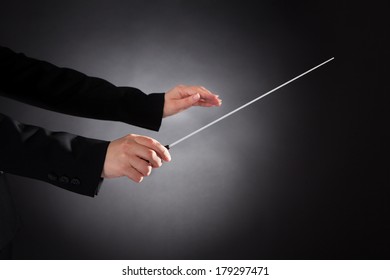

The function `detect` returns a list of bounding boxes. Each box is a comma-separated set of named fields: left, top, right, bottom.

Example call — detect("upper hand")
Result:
left=163, top=85, right=222, bottom=118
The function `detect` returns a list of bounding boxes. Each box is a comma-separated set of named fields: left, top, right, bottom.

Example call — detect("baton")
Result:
left=165, top=57, right=334, bottom=150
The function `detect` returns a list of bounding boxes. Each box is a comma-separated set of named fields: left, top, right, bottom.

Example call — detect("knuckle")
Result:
left=121, top=141, right=132, bottom=152
left=146, top=149, right=155, bottom=158
left=126, top=133, right=136, bottom=140
left=124, top=135, right=137, bottom=147
left=146, top=137, right=155, bottom=146
left=139, top=136, right=154, bottom=146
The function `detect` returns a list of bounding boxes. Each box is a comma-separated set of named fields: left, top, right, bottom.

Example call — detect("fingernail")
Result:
left=193, top=93, right=200, bottom=100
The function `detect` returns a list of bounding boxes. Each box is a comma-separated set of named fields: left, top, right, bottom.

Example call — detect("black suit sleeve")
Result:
left=0, top=46, right=166, bottom=197
left=0, top=46, right=164, bottom=131
left=0, top=113, right=109, bottom=197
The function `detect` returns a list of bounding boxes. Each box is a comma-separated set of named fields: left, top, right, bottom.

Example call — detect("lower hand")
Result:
left=163, top=85, right=222, bottom=117
left=101, top=134, right=171, bottom=183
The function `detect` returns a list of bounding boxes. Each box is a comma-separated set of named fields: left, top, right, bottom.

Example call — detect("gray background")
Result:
left=0, top=0, right=386, bottom=259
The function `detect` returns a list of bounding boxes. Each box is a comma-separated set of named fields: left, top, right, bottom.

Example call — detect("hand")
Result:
left=101, top=134, right=171, bottom=183
left=163, top=85, right=222, bottom=118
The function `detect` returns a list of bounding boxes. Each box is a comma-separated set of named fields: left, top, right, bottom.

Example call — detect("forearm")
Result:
left=0, top=113, right=109, bottom=197
left=0, top=46, right=164, bottom=131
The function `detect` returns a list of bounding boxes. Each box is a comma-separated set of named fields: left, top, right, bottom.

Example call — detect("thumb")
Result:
left=176, top=93, right=200, bottom=110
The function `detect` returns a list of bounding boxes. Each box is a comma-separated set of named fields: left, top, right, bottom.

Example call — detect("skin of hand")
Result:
left=163, top=84, right=222, bottom=117
left=101, top=134, right=171, bottom=182
left=102, top=85, right=221, bottom=183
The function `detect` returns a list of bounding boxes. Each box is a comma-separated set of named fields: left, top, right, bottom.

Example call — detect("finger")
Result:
left=124, top=166, right=144, bottom=183
left=174, top=93, right=201, bottom=111
left=134, top=136, right=171, bottom=162
left=194, top=101, right=216, bottom=107
left=133, top=146, right=162, bottom=167
left=191, top=86, right=221, bottom=106
left=123, top=136, right=163, bottom=167
left=194, top=96, right=223, bottom=106
left=176, top=85, right=215, bottom=99
left=130, top=156, right=153, bottom=176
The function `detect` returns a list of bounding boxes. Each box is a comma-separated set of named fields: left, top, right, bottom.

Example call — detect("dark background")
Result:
left=0, top=0, right=386, bottom=259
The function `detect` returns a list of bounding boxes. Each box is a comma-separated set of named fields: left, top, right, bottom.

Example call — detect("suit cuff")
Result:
left=118, top=90, right=165, bottom=131
left=45, top=137, right=110, bottom=197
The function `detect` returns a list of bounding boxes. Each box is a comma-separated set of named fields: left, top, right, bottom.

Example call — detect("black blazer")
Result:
left=0, top=46, right=165, bottom=249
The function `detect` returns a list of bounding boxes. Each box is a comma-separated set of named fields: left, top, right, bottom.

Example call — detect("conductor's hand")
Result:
left=101, top=134, right=171, bottom=183
left=163, top=85, right=222, bottom=117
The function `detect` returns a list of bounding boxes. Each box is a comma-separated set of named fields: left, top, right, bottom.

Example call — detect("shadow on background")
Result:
left=0, top=0, right=386, bottom=259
